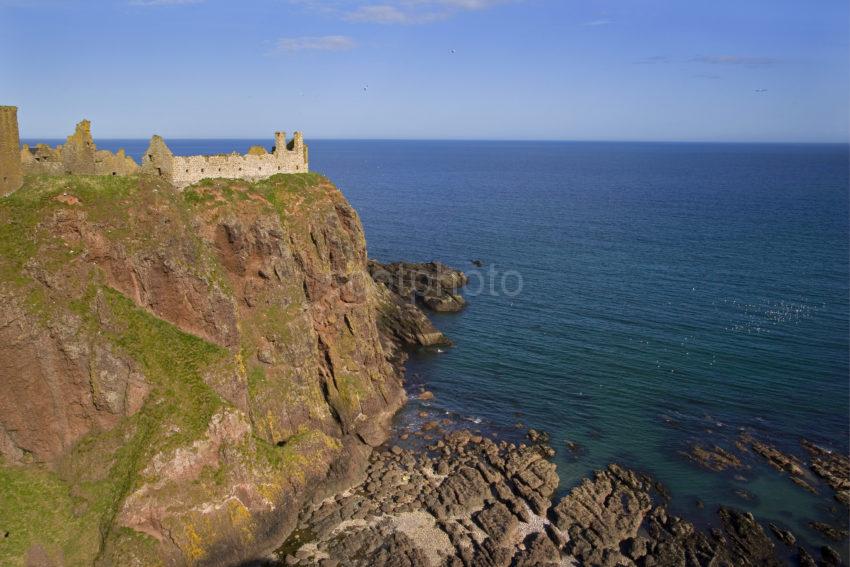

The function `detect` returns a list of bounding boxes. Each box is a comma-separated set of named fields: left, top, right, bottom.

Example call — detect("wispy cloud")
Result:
left=129, top=0, right=204, bottom=5
left=582, top=18, right=613, bottom=27
left=692, top=55, right=780, bottom=66
left=633, top=55, right=671, bottom=65
left=634, top=54, right=780, bottom=68
left=273, top=35, right=357, bottom=52
left=345, top=4, right=444, bottom=24
left=291, top=0, right=518, bottom=25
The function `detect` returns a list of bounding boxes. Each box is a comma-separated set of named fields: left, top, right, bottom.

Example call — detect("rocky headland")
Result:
left=0, top=171, right=847, bottom=567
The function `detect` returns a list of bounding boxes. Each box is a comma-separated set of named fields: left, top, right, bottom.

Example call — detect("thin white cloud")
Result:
left=633, top=55, right=779, bottom=67
left=273, top=35, right=357, bottom=52
left=582, top=18, right=613, bottom=26
left=345, top=4, right=447, bottom=24
left=437, top=0, right=510, bottom=7
left=692, top=55, right=779, bottom=66
left=291, top=0, right=519, bottom=25
left=129, top=0, right=204, bottom=5
left=633, top=55, right=671, bottom=65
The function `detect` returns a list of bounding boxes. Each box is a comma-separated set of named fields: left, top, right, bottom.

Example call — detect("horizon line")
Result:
left=19, top=136, right=850, bottom=146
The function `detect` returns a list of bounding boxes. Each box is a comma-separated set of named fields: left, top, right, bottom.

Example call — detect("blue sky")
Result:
left=1, top=0, right=848, bottom=141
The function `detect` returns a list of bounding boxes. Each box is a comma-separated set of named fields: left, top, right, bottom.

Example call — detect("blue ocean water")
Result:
left=27, top=138, right=850, bottom=552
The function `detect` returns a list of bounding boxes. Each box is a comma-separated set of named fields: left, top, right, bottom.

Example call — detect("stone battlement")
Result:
left=141, top=131, right=309, bottom=190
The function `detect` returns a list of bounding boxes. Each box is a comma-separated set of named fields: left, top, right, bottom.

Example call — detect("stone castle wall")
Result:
left=20, top=120, right=139, bottom=177
left=142, top=131, right=309, bottom=190
left=1, top=107, right=309, bottom=194
left=0, top=106, right=23, bottom=196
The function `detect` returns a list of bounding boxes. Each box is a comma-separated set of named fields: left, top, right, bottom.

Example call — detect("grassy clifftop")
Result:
left=0, top=173, right=404, bottom=566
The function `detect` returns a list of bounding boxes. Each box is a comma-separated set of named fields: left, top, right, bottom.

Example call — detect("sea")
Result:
left=25, top=138, right=850, bottom=555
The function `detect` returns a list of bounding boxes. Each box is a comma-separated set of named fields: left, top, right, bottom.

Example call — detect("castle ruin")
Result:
left=0, top=106, right=310, bottom=196
left=20, top=119, right=139, bottom=177
left=0, top=106, right=23, bottom=196
left=141, top=131, right=309, bottom=190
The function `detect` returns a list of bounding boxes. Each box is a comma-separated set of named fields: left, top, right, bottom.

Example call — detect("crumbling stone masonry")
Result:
left=1, top=106, right=309, bottom=194
left=141, top=131, right=309, bottom=190
left=20, top=119, right=139, bottom=177
left=0, top=106, right=23, bottom=196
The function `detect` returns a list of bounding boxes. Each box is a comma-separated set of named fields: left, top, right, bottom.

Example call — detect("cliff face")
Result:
left=0, top=173, right=405, bottom=566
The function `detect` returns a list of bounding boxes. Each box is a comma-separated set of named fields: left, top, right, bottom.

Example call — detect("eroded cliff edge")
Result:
left=0, top=173, right=416, bottom=566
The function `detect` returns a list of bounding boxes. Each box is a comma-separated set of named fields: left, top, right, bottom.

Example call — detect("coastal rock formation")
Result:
left=809, top=522, right=850, bottom=542
left=367, top=260, right=469, bottom=351
left=802, top=439, right=850, bottom=506
left=372, top=280, right=451, bottom=350
left=682, top=444, right=745, bottom=472
left=20, top=119, right=139, bottom=177
left=0, top=173, right=407, bottom=566
left=269, top=429, right=801, bottom=567
left=740, top=435, right=807, bottom=477
left=273, top=430, right=561, bottom=566
left=368, top=260, right=468, bottom=313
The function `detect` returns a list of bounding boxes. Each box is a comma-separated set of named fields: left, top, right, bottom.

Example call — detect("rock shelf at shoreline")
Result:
left=268, top=429, right=846, bottom=567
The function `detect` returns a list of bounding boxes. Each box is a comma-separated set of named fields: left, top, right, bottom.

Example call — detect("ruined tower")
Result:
left=0, top=106, right=23, bottom=196
left=274, top=132, right=286, bottom=154
left=61, top=120, right=97, bottom=174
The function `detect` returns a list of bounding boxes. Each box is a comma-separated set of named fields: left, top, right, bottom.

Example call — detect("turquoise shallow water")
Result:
left=31, top=138, right=850, bottom=554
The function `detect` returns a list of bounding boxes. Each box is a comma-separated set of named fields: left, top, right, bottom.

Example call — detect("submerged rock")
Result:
left=682, top=443, right=745, bottom=471
left=802, top=439, right=850, bottom=507
left=768, top=523, right=797, bottom=546
left=809, top=521, right=850, bottom=542
left=744, top=435, right=806, bottom=476
left=821, top=545, right=843, bottom=566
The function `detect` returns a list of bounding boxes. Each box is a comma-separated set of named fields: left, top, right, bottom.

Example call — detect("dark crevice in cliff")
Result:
left=316, top=336, right=345, bottom=434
